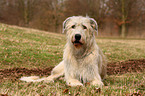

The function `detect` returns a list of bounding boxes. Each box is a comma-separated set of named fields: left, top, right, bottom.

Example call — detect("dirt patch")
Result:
left=0, top=59, right=145, bottom=82
left=107, top=59, right=145, bottom=75
left=0, top=67, right=53, bottom=82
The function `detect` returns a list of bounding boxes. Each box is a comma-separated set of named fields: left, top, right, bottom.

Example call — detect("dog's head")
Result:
left=63, top=16, right=98, bottom=49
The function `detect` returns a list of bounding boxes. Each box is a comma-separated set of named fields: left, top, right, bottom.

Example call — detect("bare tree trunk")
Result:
left=121, top=0, right=126, bottom=38
left=121, top=22, right=126, bottom=38
left=24, top=5, right=29, bottom=24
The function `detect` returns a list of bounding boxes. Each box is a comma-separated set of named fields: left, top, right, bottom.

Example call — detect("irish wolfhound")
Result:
left=20, top=16, right=107, bottom=87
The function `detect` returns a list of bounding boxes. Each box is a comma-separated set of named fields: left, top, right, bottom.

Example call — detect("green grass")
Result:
left=0, top=24, right=65, bottom=69
left=0, top=23, right=145, bottom=95
left=1, top=72, right=144, bottom=95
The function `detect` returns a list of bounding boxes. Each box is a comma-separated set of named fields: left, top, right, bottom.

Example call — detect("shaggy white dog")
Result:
left=20, top=16, right=107, bottom=87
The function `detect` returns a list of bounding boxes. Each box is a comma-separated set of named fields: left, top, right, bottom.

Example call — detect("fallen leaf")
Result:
left=63, top=89, right=69, bottom=93
left=85, top=82, right=90, bottom=86
left=75, top=92, right=80, bottom=96
left=0, top=94, right=8, bottom=96
left=131, top=90, right=142, bottom=96
left=95, top=88, right=101, bottom=93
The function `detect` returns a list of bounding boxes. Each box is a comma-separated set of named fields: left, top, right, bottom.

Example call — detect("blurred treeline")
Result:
left=0, top=0, right=145, bottom=37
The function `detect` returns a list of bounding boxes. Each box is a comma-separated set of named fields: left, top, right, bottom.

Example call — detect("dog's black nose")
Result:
left=75, top=34, right=81, bottom=40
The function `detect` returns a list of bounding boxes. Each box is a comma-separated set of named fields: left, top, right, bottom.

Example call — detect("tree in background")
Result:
left=107, top=0, right=143, bottom=37
left=64, top=0, right=108, bottom=26
left=0, top=0, right=38, bottom=26
left=29, top=0, right=65, bottom=33
left=0, top=0, right=145, bottom=37
left=18, top=0, right=38, bottom=25
left=0, top=0, right=20, bottom=25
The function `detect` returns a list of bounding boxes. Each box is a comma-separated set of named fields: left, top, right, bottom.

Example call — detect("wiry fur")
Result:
left=20, top=16, right=107, bottom=87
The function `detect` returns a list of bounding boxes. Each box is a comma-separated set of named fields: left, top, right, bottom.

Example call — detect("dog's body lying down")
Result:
left=20, top=16, right=107, bottom=87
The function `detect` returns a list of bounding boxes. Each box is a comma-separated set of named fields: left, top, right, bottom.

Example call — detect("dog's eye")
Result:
left=71, top=25, right=75, bottom=29
left=83, top=25, right=87, bottom=29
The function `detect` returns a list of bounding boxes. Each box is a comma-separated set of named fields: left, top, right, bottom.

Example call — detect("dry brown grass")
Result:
left=0, top=23, right=145, bottom=95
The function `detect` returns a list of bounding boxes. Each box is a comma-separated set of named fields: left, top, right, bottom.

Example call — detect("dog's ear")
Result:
left=90, top=18, right=98, bottom=35
left=62, top=17, right=71, bottom=33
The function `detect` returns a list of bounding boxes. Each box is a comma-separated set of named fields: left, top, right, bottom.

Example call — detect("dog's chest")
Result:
left=75, top=55, right=95, bottom=66
left=74, top=58, right=96, bottom=82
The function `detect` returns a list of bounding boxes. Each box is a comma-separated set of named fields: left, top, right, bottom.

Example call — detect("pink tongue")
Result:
left=74, top=43, right=80, bottom=46
left=74, top=43, right=82, bottom=48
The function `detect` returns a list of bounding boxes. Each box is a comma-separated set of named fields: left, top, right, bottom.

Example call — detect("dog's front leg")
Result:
left=65, top=75, right=83, bottom=86
left=64, top=69, right=83, bottom=86
left=86, top=63, right=104, bottom=87
left=90, top=74, right=104, bottom=87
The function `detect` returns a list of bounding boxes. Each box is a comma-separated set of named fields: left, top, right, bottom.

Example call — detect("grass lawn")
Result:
left=0, top=23, right=145, bottom=95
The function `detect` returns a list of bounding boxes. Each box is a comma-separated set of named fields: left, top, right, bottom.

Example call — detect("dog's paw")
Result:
left=90, top=80, right=104, bottom=87
left=68, top=82, right=83, bottom=86
left=67, top=80, right=83, bottom=86
left=20, top=76, right=40, bottom=82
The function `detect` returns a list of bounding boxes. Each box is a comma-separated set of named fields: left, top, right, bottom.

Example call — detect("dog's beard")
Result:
left=72, top=40, right=83, bottom=48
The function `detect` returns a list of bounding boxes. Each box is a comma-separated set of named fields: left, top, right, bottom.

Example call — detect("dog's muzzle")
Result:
left=72, top=34, right=83, bottom=48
